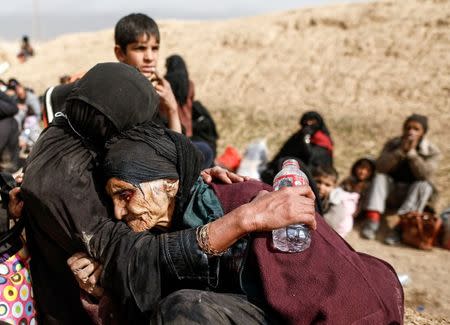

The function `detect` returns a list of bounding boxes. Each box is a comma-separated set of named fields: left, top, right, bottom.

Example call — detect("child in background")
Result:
left=313, top=165, right=359, bottom=238
left=340, top=157, right=376, bottom=217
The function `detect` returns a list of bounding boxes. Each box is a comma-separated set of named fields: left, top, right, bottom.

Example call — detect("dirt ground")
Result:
left=347, top=217, right=450, bottom=323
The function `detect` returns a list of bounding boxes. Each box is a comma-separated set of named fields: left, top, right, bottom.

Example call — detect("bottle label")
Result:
left=273, top=173, right=308, bottom=190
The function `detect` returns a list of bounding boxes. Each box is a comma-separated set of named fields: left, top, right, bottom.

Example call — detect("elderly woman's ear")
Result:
left=164, top=179, right=180, bottom=198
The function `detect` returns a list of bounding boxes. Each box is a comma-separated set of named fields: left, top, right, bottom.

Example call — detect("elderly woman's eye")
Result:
left=118, top=190, right=134, bottom=201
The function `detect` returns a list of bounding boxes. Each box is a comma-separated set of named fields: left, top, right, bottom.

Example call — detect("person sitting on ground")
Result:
left=114, top=13, right=182, bottom=133
left=7, top=78, right=41, bottom=119
left=313, top=165, right=359, bottom=238
left=340, top=157, right=376, bottom=218
left=261, top=110, right=333, bottom=184
left=17, top=35, right=34, bottom=63
left=0, top=88, right=20, bottom=172
left=361, top=114, right=441, bottom=245
left=164, top=54, right=217, bottom=167
left=67, top=122, right=403, bottom=325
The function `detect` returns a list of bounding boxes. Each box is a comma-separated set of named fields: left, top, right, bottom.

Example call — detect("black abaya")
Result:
left=21, top=63, right=160, bottom=324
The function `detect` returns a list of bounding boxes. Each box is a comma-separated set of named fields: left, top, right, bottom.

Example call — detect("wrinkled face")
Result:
left=106, top=178, right=179, bottom=232
left=403, top=120, right=425, bottom=143
left=115, top=34, right=160, bottom=79
left=354, top=161, right=373, bottom=182
left=314, top=175, right=336, bottom=200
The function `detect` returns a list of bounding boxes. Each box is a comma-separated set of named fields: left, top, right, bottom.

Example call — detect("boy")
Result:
left=44, top=14, right=183, bottom=133
left=313, top=165, right=359, bottom=238
left=361, top=114, right=441, bottom=244
left=114, top=13, right=182, bottom=133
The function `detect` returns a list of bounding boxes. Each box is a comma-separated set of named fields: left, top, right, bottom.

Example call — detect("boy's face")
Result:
left=403, top=120, right=425, bottom=143
left=115, top=33, right=160, bottom=79
left=314, top=175, right=336, bottom=200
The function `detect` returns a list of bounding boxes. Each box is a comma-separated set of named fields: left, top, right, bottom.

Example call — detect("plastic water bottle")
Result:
left=272, top=159, right=311, bottom=252
left=397, top=274, right=410, bottom=287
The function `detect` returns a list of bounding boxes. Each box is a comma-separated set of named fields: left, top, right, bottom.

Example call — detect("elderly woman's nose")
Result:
left=114, top=204, right=127, bottom=220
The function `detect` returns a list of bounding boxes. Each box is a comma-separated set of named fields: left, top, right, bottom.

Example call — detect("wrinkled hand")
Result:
left=8, top=187, right=23, bottom=219
left=201, top=166, right=250, bottom=184
left=243, top=185, right=317, bottom=232
left=67, top=252, right=104, bottom=298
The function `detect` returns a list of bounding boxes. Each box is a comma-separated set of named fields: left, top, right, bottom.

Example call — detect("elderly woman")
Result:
left=68, top=121, right=316, bottom=324
left=69, top=123, right=403, bottom=324
left=17, top=63, right=251, bottom=324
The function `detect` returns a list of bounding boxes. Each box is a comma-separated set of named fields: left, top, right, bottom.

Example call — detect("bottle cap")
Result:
left=282, top=159, right=300, bottom=169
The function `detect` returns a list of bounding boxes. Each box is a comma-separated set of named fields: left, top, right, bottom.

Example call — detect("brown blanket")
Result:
left=213, top=180, right=404, bottom=325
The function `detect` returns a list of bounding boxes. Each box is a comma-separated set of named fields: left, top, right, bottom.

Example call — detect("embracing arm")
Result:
left=208, top=185, right=316, bottom=252
left=201, top=166, right=249, bottom=184
left=157, top=185, right=316, bottom=292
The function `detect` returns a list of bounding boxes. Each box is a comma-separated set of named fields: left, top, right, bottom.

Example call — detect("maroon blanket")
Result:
left=212, top=180, right=404, bottom=325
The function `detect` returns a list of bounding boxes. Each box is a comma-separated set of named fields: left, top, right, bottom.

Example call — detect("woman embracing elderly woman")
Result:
left=68, top=121, right=403, bottom=325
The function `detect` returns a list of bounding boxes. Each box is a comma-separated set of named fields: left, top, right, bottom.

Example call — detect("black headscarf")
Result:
left=300, top=111, right=331, bottom=137
left=43, top=81, right=77, bottom=123
left=66, top=62, right=159, bottom=134
left=165, top=71, right=189, bottom=107
left=103, top=122, right=203, bottom=227
left=165, top=54, right=188, bottom=76
left=165, top=55, right=189, bottom=106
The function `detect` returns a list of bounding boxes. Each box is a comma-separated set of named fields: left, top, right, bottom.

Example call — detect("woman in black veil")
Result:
left=19, top=63, right=245, bottom=324
left=67, top=121, right=317, bottom=324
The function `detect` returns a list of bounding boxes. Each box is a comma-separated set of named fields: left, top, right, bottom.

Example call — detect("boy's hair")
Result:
left=114, top=13, right=160, bottom=53
left=312, top=165, right=338, bottom=182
